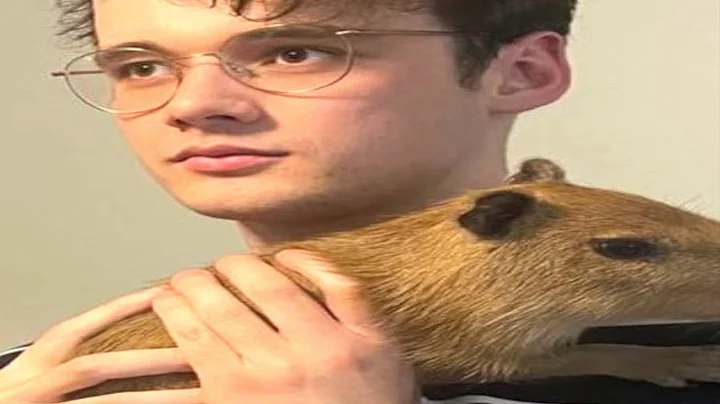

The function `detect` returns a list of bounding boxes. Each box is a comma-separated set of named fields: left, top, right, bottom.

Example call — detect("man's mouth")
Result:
left=170, top=144, right=288, bottom=173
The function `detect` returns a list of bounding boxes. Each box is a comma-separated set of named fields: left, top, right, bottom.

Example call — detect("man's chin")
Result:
left=174, top=197, right=309, bottom=223
left=179, top=201, right=261, bottom=222
left=176, top=196, right=370, bottom=229
left=165, top=186, right=292, bottom=222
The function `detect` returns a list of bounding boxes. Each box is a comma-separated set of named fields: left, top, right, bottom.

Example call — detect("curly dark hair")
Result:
left=54, top=0, right=578, bottom=85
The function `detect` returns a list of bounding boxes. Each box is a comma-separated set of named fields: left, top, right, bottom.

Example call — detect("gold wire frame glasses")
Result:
left=50, top=24, right=488, bottom=115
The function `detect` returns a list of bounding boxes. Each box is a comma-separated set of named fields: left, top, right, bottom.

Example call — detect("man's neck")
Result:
left=238, top=202, right=428, bottom=251
left=238, top=175, right=508, bottom=252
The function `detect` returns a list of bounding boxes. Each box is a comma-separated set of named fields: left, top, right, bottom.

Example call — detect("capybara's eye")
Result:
left=590, top=238, right=661, bottom=261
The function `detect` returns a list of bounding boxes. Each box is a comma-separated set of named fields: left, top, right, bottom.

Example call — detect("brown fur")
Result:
left=65, top=158, right=720, bottom=399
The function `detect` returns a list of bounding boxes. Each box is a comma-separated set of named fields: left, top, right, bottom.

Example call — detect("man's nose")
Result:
left=163, top=62, right=264, bottom=132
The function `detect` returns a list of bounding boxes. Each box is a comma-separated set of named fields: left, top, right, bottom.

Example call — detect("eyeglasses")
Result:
left=50, top=24, right=489, bottom=115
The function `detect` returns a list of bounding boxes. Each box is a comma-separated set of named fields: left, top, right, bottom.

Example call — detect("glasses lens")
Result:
left=64, top=49, right=179, bottom=113
left=220, top=25, right=352, bottom=93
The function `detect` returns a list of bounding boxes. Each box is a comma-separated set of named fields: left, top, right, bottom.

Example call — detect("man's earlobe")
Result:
left=488, top=31, right=572, bottom=114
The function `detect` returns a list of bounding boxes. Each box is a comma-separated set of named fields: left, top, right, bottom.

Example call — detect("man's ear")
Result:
left=486, top=31, right=572, bottom=113
left=458, top=191, right=536, bottom=239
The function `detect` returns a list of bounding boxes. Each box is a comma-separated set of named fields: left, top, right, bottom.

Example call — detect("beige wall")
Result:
left=1, top=1, right=718, bottom=349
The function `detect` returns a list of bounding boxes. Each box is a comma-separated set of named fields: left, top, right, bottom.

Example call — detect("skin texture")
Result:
left=0, top=1, right=573, bottom=403
left=63, top=159, right=720, bottom=399
left=94, top=0, right=571, bottom=247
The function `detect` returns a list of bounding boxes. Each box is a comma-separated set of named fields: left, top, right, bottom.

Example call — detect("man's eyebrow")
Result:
left=99, top=23, right=354, bottom=53
left=100, top=41, right=179, bottom=55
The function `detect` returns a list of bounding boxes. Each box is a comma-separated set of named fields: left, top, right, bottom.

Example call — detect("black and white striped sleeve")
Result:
left=0, top=344, right=30, bottom=369
left=422, top=397, right=552, bottom=404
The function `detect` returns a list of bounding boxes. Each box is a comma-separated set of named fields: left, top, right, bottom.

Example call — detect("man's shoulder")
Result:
left=5, top=322, right=720, bottom=404
left=421, top=322, right=720, bottom=404
left=0, top=343, right=30, bottom=369
left=423, top=377, right=720, bottom=404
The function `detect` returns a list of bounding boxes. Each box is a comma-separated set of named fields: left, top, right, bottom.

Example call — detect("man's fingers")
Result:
left=26, top=348, right=190, bottom=401
left=212, top=255, right=339, bottom=345
left=273, top=250, right=381, bottom=335
left=16, top=285, right=168, bottom=368
left=168, top=268, right=285, bottom=358
left=152, top=288, right=245, bottom=386
left=68, top=388, right=202, bottom=404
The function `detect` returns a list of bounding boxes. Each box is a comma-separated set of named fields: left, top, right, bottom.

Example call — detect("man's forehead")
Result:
left=95, top=0, right=395, bottom=26
left=93, top=0, right=435, bottom=50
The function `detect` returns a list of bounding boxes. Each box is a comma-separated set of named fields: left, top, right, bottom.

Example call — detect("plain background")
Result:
left=0, top=1, right=718, bottom=349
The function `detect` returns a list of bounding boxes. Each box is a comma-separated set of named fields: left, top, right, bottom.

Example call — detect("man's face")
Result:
left=92, top=0, right=506, bottom=227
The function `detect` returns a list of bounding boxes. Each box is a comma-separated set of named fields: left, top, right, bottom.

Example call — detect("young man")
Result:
left=1, top=0, right=719, bottom=403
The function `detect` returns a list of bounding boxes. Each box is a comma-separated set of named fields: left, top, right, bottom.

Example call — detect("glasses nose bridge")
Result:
left=173, top=51, right=248, bottom=78
left=174, top=51, right=228, bottom=67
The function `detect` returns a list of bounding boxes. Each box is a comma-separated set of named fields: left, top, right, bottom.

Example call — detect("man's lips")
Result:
left=170, top=145, right=289, bottom=163
left=169, top=145, right=289, bottom=173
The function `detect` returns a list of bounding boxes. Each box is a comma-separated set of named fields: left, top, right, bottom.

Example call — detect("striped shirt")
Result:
left=3, top=322, right=720, bottom=403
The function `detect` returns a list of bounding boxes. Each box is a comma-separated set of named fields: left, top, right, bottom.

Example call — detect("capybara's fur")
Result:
left=66, top=158, right=720, bottom=398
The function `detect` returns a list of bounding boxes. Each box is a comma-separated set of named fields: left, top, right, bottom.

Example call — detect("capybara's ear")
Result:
left=458, top=191, right=536, bottom=239
left=504, top=158, right=566, bottom=185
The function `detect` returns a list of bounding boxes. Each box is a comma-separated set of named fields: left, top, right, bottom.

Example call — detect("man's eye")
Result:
left=273, top=47, right=336, bottom=66
left=109, top=61, right=174, bottom=80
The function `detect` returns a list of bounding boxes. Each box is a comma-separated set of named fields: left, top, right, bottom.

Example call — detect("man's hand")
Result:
left=152, top=249, right=421, bottom=404
left=0, top=286, right=201, bottom=403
